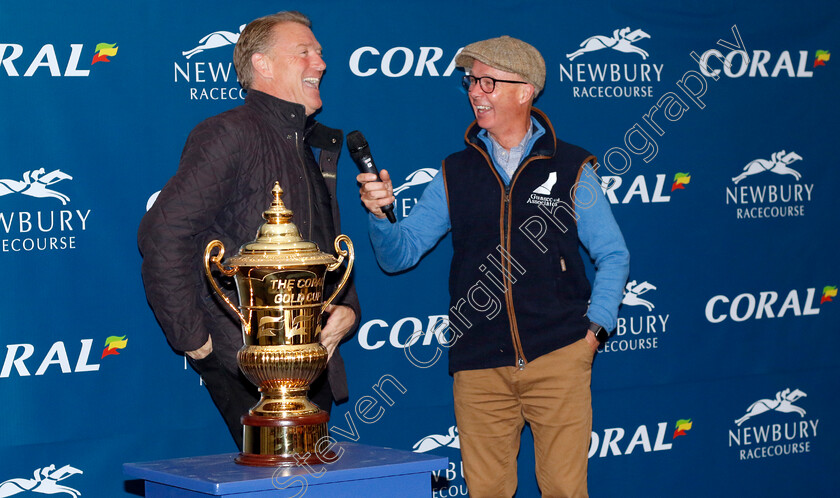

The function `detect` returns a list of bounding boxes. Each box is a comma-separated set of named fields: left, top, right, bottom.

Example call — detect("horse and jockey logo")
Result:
left=622, top=280, right=657, bottom=312
left=182, top=25, right=245, bottom=59
left=0, top=169, right=73, bottom=205
left=734, top=388, right=807, bottom=426
left=0, top=465, right=82, bottom=497
left=412, top=425, right=460, bottom=453
left=393, top=168, right=438, bottom=196
left=732, top=150, right=803, bottom=184
left=566, top=27, right=651, bottom=61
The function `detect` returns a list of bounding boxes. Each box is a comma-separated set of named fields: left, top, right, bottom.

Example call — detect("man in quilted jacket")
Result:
left=138, top=11, right=359, bottom=449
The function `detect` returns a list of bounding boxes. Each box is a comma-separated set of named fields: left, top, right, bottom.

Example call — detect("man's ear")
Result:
left=252, top=52, right=271, bottom=80
left=519, top=84, right=535, bottom=105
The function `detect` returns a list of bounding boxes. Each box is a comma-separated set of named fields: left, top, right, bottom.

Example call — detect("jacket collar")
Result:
left=244, top=89, right=343, bottom=153
left=465, top=107, right=556, bottom=160
left=245, top=89, right=308, bottom=128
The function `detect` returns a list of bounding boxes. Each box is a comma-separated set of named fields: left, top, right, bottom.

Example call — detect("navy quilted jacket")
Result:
left=137, top=90, right=359, bottom=400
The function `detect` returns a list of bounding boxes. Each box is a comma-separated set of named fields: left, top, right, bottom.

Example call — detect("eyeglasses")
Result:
left=461, top=74, right=528, bottom=93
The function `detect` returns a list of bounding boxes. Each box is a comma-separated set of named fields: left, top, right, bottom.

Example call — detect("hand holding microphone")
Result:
left=348, top=130, right=396, bottom=223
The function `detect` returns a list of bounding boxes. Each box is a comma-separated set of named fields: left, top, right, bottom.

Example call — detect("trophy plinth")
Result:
left=204, top=183, right=353, bottom=467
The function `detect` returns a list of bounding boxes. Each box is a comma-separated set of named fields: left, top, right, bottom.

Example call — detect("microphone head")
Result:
left=346, top=130, right=369, bottom=155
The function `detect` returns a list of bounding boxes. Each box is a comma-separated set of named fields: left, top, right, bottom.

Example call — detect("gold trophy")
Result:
left=203, top=183, right=354, bottom=466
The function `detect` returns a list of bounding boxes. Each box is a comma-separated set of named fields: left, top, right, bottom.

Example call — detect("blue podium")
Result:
left=124, top=442, right=448, bottom=497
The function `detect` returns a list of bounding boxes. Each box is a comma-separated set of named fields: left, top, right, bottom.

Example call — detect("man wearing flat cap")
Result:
left=358, top=36, right=629, bottom=497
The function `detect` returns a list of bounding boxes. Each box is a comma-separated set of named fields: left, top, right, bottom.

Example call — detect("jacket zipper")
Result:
left=501, top=186, right=525, bottom=370
left=471, top=141, right=530, bottom=370
left=293, top=131, right=314, bottom=239
left=505, top=155, right=551, bottom=370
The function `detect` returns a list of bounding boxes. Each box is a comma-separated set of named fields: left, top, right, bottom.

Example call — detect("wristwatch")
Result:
left=589, top=322, right=609, bottom=343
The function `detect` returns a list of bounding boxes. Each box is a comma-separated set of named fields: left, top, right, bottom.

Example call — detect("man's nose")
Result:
left=468, top=79, right=483, bottom=97
left=312, top=53, right=326, bottom=71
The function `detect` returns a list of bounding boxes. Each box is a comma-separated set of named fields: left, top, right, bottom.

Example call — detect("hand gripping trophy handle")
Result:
left=321, top=234, right=354, bottom=312
left=203, top=240, right=248, bottom=332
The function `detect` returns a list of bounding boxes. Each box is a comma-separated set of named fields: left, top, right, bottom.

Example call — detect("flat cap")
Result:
left=455, top=35, right=546, bottom=94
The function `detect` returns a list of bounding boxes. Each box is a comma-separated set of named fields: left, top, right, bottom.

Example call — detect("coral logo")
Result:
left=589, top=420, right=685, bottom=458
left=813, top=50, right=830, bottom=67
left=705, top=286, right=828, bottom=323
left=101, top=335, right=127, bottom=359
left=0, top=42, right=116, bottom=77
left=821, top=286, right=837, bottom=304
left=0, top=465, right=82, bottom=497
left=697, top=49, right=818, bottom=78
left=673, top=419, right=692, bottom=438
left=349, top=46, right=461, bottom=77
left=0, top=337, right=123, bottom=378
left=601, top=173, right=682, bottom=204
left=0, top=169, right=73, bottom=205
left=671, top=172, right=690, bottom=191
left=91, top=42, right=118, bottom=64
left=567, top=27, right=651, bottom=61
left=413, top=425, right=460, bottom=453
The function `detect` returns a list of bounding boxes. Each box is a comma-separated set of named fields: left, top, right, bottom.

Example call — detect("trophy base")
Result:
left=235, top=449, right=337, bottom=467
left=236, top=411, right=334, bottom=467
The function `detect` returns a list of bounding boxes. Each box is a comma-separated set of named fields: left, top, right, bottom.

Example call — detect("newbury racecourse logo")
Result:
left=734, top=388, right=806, bottom=427
left=413, top=425, right=460, bottom=453
left=411, top=426, right=468, bottom=497
left=392, top=168, right=438, bottom=218
left=560, top=27, right=662, bottom=99
left=174, top=23, right=245, bottom=101
left=601, top=279, right=669, bottom=354
left=393, top=168, right=438, bottom=196
left=622, top=280, right=656, bottom=311
left=1, top=168, right=91, bottom=253
left=182, top=25, right=245, bottom=59
left=732, top=150, right=802, bottom=184
left=0, top=169, right=73, bottom=205
left=567, top=27, right=651, bottom=61
left=725, top=150, right=813, bottom=220
left=0, top=465, right=82, bottom=497
left=728, top=388, right=819, bottom=461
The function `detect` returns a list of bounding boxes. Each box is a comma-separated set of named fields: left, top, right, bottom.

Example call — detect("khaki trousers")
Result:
left=453, top=338, right=593, bottom=498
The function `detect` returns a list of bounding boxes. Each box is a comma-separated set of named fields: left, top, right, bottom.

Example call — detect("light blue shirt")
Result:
left=368, top=117, right=629, bottom=331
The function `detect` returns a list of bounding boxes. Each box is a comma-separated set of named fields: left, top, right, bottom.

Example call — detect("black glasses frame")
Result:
left=461, top=74, right=528, bottom=93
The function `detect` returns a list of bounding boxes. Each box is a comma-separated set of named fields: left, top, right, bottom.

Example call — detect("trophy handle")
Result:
left=203, top=240, right=248, bottom=331
left=322, top=234, right=354, bottom=312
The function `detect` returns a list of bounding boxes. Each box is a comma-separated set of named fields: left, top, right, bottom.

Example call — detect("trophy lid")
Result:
left=225, top=183, right=338, bottom=267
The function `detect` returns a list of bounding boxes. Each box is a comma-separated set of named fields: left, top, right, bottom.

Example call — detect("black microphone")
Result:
left=347, top=130, right=396, bottom=223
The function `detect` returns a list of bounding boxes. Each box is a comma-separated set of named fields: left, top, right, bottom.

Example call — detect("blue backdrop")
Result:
left=1, top=1, right=837, bottom=496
